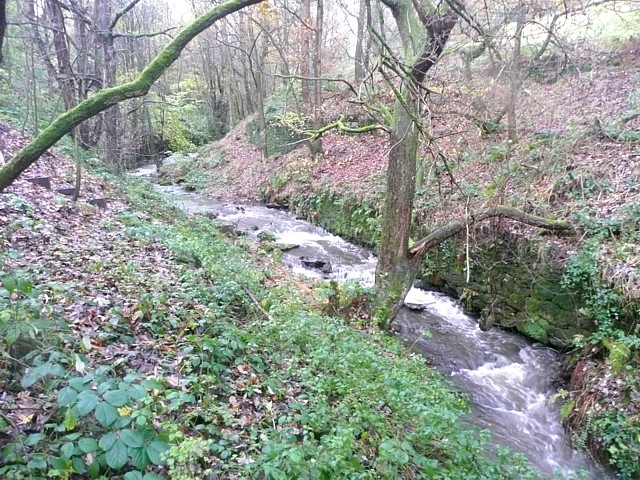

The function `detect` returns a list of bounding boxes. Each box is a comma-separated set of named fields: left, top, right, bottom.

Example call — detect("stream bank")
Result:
left=142, top=165, right=604, bottom=477
left=2, top=160, right=553, bottom=479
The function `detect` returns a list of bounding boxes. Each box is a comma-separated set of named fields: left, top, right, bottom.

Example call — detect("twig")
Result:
left=242, top=285, right=275, bottom=323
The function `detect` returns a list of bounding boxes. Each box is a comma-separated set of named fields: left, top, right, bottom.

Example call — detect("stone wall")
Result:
left=419, top=229, right=596, bottom=347
left=285, top=190, right=596, bottom=347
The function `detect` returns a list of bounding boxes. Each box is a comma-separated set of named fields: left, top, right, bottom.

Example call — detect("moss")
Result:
left=507, top=292, right=526, bottom=310
left=520, top=315, right=550, bottom=342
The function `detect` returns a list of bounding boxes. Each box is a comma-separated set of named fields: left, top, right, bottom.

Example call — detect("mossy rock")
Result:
left=518, top=315, right=550, bottom=343
left=506, top=292, right=526, bottom=310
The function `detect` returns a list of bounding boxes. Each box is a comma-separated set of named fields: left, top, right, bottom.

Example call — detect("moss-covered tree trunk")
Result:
left=372, top=0, right=457, bottom=328
left=0, top=0, right=264, bottom=192
left=374, top=90, right=420, bottom=327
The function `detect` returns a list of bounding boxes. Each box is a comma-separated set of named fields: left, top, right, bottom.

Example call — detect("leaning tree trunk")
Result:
left=372, top=4, right=457, bottom=328
left=373, top=88, right=421, bottom=328
left=0, top=0, right=264, bottom=192
left=375, top=205, right=574, bottom=328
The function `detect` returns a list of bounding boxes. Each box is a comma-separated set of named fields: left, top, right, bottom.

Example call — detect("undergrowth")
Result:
left=1, top=178, right=549, bottom=478
left=562, top=238, right=640, bottom=479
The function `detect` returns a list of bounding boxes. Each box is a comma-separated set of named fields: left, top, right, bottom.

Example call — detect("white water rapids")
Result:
left=134, top=165, right=606, bottom=478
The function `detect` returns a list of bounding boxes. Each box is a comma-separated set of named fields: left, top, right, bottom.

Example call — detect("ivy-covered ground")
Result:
left=0, top=133, right=558, bottom=478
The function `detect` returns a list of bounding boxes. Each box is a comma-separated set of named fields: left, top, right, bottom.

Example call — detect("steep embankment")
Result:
left=0, top=120, right=545, bottom=478
left=160, top=52, right=640, bottom=477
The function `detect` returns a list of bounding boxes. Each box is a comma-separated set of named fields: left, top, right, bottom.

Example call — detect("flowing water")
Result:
left=134, top=165, right=604, bottom=478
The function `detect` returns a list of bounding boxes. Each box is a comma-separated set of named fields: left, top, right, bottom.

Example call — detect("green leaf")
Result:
left=51, top=457, right=72, bottom=471
left=17, top=278, right=34, bottom=295
left=78, top=437, right=99, bottom=454
left=24, top=433, right=46, bottom=446
left=144, top=473, right=165, bottom=480
left=129, top=446, right=150, bottom=470
left=124, top=472, right=143, bottom=480
left=99, top=432, right=117, bottom=451
left=104, top=389, right=129, bottom=407
left=58, top=387, right=79, bottom=406
left=129, top=384, right=148, bottom=401
left=141, top=379, right=164, bottom=391
left=27, top=453, right=48, bottom=470
left=135, top=414, right=148, bottom=426
left=2, top=276, right=17, bottom=293
left=95, top=402, right=120, bottom=428
left=60, top=441, right=75, bottom=459
left=113, top=415, right=132, bottom=429
left=105, top=439, right=129, bottom=470
left=21, top=362, right=65, bottom=388
left=64, top=407, right=77, bottom=430
left=68, top=377, right=88, bottom=391
left=146, top=441, right=169, bottom=465
left=88, top=459, right=100, bottom=478
left=98, top=382, right=112, bottom=395
left=76, top=390, right=99, bottom=416
left=72, top=456, right=86, bottom=475
left=5, top=324, right=20, bottom=345
left=120, top=429, right=144, bottom=448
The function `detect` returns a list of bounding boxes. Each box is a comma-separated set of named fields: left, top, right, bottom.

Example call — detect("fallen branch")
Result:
left=242, top=284, right=275, bottom=323
left=409, top=206, right=573, bottom=260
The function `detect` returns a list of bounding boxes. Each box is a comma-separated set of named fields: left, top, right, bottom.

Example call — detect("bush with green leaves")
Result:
left=562, top=239, right=640, bottom=478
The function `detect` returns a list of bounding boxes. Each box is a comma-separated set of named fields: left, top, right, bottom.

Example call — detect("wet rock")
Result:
left=404, top=303, right=427, bottom=311
left=299, top=256, right=332, bottom=273
left=265, top=202, right=288, bottom=209
left=261, top=242, right=299, bottom=252
left=218, top=225, right=246, bottom=237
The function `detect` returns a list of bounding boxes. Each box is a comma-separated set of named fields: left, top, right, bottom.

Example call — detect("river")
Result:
left=133, top=164, right=604, bottom=478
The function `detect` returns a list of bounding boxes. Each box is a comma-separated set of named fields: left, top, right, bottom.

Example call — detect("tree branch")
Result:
left=409, top=206, right=573, bottom=260
left=411, top=10, right=457, bottom=83
left=109, top=0, right=144, bottom=31
left=265, top=72, right=358, bottom=97
left=112, top=27, right=178, bottom=39
left=307, top=116, right=388, bottom=140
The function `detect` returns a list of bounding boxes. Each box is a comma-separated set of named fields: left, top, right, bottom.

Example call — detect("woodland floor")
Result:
left=0, top=121, right=542, bottom=478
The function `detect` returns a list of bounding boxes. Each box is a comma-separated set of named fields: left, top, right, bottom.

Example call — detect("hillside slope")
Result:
left=0, top=120, right=547, bottom=478
left=159, top=51, right=640, bottom=477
